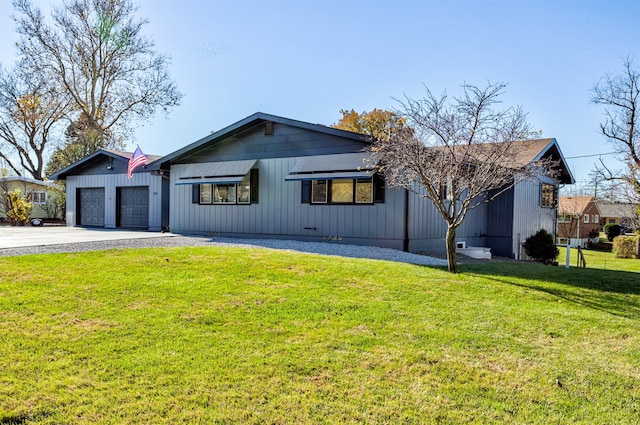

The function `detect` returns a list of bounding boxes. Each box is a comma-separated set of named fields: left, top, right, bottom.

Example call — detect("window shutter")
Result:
left=192, top=184, right=200, bottom=204
left=373, top=175, right=385, bottom=203
left=301, top=180, right=311, bottom=203
left=250, top=169, right=259, bottom=203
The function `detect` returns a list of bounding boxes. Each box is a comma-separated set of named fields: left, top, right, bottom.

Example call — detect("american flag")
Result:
left=127, top=146, right=148, bottom=179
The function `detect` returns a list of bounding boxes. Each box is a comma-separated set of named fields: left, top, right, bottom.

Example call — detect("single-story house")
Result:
left=557, top=196, right=601, bottom=247
left=596, top=201, right=638, bottom=232
left=0, top=176, right=62, bottom=221
left=51, top=112, right=574, bottom=258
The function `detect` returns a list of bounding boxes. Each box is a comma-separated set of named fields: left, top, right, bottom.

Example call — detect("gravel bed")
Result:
left=0, top=234, right=448, bottom=266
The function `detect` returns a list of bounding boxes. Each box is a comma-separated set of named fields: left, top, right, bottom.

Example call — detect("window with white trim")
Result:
left=558, top=214, right=572, bottom=223
left=310, top=178, right=374, bottom=204
left=194, top=170, right=258, bottom=205
left=584, top=214, right=590, bottom=223
left=29, top=191, right=47, bottom=204
left=301, top=175, right=384, bottom=204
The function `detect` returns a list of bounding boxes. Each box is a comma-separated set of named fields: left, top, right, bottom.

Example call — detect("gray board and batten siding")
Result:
left=51, top=112, right=573, bottom=258
left=167, top=120, right=409, bottom=249
left=53, top=151, right=167, bottom=231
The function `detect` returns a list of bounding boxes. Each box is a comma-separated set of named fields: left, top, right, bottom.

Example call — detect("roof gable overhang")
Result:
left=146, top=112, right=371, bottom=170
left=530, top=138, right=575, bottom=185
left=49, top=148, right=161, bottom=180
left=48, top=149, right=130, bottom=180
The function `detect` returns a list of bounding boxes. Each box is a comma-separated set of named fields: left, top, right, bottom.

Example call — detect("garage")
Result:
left=77, top=188, right=105, bottom=227
left=117, top=186, right=149, bottom=229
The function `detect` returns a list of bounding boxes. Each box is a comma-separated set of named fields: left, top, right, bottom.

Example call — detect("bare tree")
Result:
left=0, top=63, right=69, bottom=180
left=591, top=57, right=639, bottom=201
left=12, top=0, right=183, bottom=149
left=372, top=82, right=554, bottom=273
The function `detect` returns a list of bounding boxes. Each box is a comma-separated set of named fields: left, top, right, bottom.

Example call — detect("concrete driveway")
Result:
left=0, top=225, right=174, bottom=249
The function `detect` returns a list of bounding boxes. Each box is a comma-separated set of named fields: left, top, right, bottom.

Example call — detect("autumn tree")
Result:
left=45, top=112, right=108, bottom=176
left=13, top=0, right=182, bottom=152
left=372, top=83, right=553, bottom=273
left=0, top=62, right=69, bottom=180
left=591, top=57, right=639, bottom=202
left=333, top=108, right=408, bottom=141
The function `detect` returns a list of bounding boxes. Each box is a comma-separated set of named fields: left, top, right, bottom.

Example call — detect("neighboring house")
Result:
left=557, top=196, right=601, bottom=247
left=596, top=201, right=638, bottom=233
left=51, top=112, right=574, bottom=258
left=0, top=176, right=62, bottom=221
left=50, top=148, right=167, bottom=231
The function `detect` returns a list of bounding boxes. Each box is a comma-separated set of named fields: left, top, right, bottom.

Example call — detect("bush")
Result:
left=585, top=240, right=613, bottom=252
left=5, top=189, right=32, bottom=226
left=604, top=223, right=621, bottom=241
left=612, top=235, right=639, bottom=259
left=522, top=229, right=559, bottom=264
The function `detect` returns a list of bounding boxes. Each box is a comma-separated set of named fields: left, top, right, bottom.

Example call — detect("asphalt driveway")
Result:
left=0, top=225, right=173, bottom=249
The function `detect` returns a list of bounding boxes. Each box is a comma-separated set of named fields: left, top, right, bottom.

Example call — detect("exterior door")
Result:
left=118, top=186, right=149, bottom=229
left=78, top=188, right=105, bottom=227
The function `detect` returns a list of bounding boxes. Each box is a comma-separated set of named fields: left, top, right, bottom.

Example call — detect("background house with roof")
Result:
left=557, top=196, right=601, bottom=247
left=52, top=112, right=574, bottom=259
left=0, top=176, right=62, bottom=222
left=595, top=201, right=638, bottom=233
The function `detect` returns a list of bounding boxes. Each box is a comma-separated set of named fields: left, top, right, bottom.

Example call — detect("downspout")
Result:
left=403, top=188, right=409, bottom=252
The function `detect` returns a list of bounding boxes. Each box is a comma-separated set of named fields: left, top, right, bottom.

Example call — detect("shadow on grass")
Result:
left=461, top=262, right=640, bottom=320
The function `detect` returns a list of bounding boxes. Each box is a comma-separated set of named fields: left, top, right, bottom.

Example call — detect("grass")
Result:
left=557, top=245, right=640, bottom=272
left=0, top=246, right=639, bottom=424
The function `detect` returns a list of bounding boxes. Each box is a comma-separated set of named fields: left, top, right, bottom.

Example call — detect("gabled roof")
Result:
left=559, top=196, right=599, bottom=215
left=49, top=148, right=162, bottom=180
left=147, top=112, right=371, bottom=170
left=0, top=176, right=56, bottom=188
left=595, top=201, right=637, bottom=219
left=435, top=138, right=575, bottom=184
left=494, top=138, right=574, bottom=184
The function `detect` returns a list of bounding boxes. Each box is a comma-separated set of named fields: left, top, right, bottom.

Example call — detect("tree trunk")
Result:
left=446, top=224, right=458, bottom=273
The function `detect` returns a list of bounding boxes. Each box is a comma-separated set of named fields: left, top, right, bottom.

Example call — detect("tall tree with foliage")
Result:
left=371, top=83, right=554, bottom=273
left=13, top=0, right=182, bottom=153
left=333, top=108, right=408, bottom=141
left=0, top=62, right=69, bottom=180
left=591, top=57, right=639, bottom=202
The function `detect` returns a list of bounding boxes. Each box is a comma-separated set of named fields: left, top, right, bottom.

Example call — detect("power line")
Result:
left=565, top=152, right=616, bottom=159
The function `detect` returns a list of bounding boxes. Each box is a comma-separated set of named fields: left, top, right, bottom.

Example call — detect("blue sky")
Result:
left=1, top=0, right=639, bottom=185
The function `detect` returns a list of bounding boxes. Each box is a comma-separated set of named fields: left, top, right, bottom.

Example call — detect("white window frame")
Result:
left=584, top=214, right=590, bottom=223
left=311, top=180, right=328, bottom=204
left=355, top=178, right=374, bottom=204
left=29, top=191, right=47, bottom=204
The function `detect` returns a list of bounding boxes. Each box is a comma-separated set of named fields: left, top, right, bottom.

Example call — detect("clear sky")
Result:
left=1, top=0, right=639, bottom=186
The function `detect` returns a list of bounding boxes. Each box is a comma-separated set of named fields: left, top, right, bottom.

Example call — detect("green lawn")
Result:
left=1, top=246, right=639, bottom=424
left=557, top=245, right=640, bottom=272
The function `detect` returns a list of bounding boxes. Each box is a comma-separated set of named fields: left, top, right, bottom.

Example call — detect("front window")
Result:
left=309, top=178, right=375, bottom=204
left=558, top=214, right=572, bottom=223
left=330, top=179, right=353, bottom=203
left=584, top=214, right=590, bottom=223
left=214, top=184, right=236, bottom=204
left=200, top=184, right=212, bottom=204
left=541, top=184, right=555, bottom=208
left=355, top=179, right=373, bottom=203
left=29, top=191, right=47, bottom=204
left=196, top=170, right=257, bottom=205
left=312, top=180, right=328, bottom=203
left=237, top=175, right=251, bottom=204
